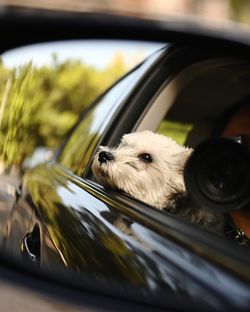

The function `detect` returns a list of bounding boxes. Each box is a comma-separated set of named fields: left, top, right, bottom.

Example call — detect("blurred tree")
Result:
left=102, top=52, right=127, bottom=85
left=0, top=53, right=128, bottom=171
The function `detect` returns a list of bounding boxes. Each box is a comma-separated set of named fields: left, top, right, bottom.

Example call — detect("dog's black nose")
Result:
left=98, top=151, right=114, bottom=164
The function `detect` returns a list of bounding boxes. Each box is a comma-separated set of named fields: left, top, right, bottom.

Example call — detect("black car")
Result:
left=1, top=3, right=250, bottom=312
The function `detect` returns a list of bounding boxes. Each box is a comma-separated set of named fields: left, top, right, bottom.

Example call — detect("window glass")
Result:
left=58, top=48, right=165, bottom=175
left=58, top=68, right=141, bottom=174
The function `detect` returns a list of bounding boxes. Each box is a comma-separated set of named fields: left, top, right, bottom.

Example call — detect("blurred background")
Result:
left=6, top=0, right=250, bottom=26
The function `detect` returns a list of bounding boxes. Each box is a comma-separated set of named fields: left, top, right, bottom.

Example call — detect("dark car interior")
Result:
left=168, top=58, right=250, bottom=147
left=136, top=56, right=250, bottom=146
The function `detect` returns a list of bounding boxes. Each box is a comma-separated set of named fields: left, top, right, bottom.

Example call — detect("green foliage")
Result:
left=157, top=120, right=193, bottom=146
left=229, top=0, right=250, bottom=24
left=0, top=54, right=128, bottom=170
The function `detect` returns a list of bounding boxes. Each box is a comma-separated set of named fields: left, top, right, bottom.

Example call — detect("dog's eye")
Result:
left=138, top=153, right=152, bottom=163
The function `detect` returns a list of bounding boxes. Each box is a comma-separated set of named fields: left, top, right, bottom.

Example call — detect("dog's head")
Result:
left=92, top=131, right=192, bottom=209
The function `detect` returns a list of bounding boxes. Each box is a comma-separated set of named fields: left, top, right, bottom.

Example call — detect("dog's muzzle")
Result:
left=98, top=151, right=114, bottom=164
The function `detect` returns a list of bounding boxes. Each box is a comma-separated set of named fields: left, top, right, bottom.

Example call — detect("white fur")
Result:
left=92, top=130, right=192, bottom=209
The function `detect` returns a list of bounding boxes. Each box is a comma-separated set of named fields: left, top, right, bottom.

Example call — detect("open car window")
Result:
left=88, top=52, right=250, bottom=249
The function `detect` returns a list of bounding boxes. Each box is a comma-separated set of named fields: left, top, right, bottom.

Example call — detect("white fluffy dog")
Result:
left=92, top=130, right=225, bottom=233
